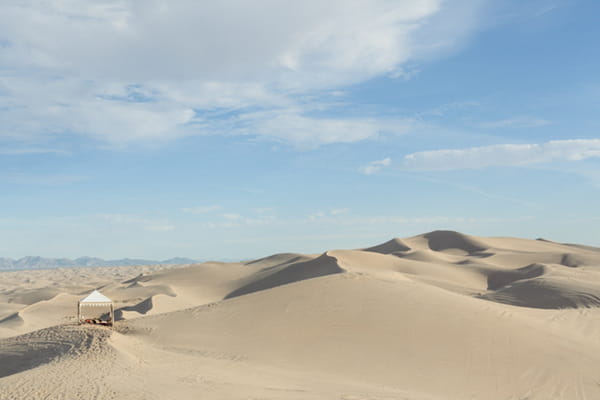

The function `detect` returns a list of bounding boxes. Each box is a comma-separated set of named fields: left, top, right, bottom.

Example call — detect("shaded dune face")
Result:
left=479, top=279, right=600, bottom=309
left=476, top=262, right=600, bottom=309
left=225, top=253, right=344, bottom=299
left=244, top=253, right=312, bottom=269
left=422, top=230, right=489, bottom=254
left=560, top=253, right=584, bottom=268
left=486, top=263, right=546, bottom=290
left=363, top=238, right=411, bottom=254
left=0, top=312, right=24, bottom=328
left=4, top=288, right=62, bottom=306
left=114, top=296, right=154, bottom=319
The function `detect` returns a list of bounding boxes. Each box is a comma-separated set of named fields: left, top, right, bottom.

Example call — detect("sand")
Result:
left=1, top=230, right=600, bottom=399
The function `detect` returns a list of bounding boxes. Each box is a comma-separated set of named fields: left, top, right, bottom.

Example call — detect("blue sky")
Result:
left=1, top=0, right=599, bottom=259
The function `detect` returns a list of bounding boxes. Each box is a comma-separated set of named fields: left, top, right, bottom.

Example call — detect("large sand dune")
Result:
left=2, top=231, right=600, bottom=399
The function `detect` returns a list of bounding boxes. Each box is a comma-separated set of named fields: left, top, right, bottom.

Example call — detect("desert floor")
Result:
left=1, top=230, right=600, bottom=399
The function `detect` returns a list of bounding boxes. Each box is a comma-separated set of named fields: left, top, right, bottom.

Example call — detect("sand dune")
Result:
left=2, top=230, right=600, bottom=399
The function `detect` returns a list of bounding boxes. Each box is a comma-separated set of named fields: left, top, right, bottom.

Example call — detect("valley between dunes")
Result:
left=2, top=230, right=600, bottom=399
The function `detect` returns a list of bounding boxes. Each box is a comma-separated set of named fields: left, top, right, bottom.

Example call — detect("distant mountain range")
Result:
left=0, top=256, right=200, bottom=271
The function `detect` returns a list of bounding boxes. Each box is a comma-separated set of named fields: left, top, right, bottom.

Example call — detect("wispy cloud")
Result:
left=330, top=208, right=350, bottom=215
left=202, top=213, right=276, bottom=228
left=232, top=111, right=397, bottom=148
left=181, top=205, right=222, bottom=214
left=196, top=106, right=417, bottom=149
left=415, top=100, right=480, bottom=118
left=479, top=116, right=551, bottom=129
left=221, top=213, right=242, bottom=221
left=308, top=208, right=351, bottom=220
left=534, top=2, right=567, bottom=17
left=360, top=158, right=392, bottom=174
left=402, top=139, right=600, bottom=170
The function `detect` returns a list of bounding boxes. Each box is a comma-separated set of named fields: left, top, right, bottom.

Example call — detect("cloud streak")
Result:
left=479, top=116, right=551, bottom=129
left=182, top=205, right=222, bottom=214
left=360, top=158, right=392, bottom=174
left=402, top=139, right=600, bottom=170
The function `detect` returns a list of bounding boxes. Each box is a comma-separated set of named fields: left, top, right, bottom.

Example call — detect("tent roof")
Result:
left=80, top=290, right=112, bottom=303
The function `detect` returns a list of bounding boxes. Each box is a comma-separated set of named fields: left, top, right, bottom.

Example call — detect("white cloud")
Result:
left=402, top=139, right=600, bottom=170
left=330, top=208, right=350, bottom=216
left=182, top=205, right=222, bottom=214
left=360, top=158, right=392, bottom=174
left=307, top=208, right=350, bottom=220
left=202, top=212, right=276, bottom=228
left=221, top=213, right=243, bottom=221
left=479, top=116, right=551, bottom=129
left=232, top=111, right=410, bottom=148
left=308, top=212, right=326, bottom=221
left=416, top=100, right=480, bottom=118
left=145, top=224, right=175, bottom=232
left=0, top=0, right=485, bottom=148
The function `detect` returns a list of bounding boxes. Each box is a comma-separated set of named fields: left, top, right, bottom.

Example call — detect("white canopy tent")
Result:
left=78, top=290, right=114, bottom=326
